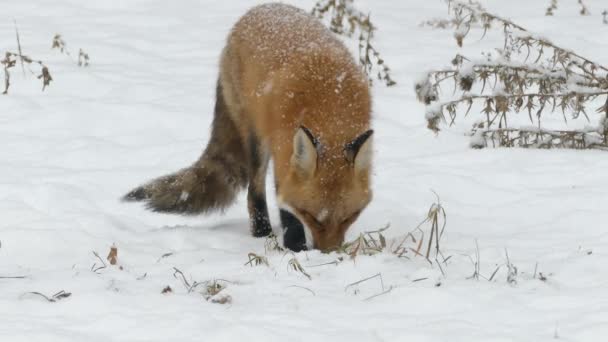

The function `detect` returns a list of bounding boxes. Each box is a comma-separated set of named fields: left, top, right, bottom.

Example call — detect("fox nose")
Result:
left=280, top=209, right=309, bottom=252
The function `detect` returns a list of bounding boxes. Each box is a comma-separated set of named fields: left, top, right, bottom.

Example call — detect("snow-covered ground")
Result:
left=1, top=0, right=607, bottom=341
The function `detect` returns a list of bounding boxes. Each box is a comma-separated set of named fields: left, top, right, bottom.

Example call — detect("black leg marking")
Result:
left=248, top=132, right=261, bottom=171
left=280, top=209, right=308, bottom=252
left=248, top=191, right=272, bottom=237
left=245, top=128, right=272, bottom=238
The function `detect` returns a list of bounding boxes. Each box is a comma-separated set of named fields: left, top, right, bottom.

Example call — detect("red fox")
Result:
left=123, top=3, right=373, bottom=251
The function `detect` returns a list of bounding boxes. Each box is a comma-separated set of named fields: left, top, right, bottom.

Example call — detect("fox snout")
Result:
left=280, top=207, right=347, bottom=252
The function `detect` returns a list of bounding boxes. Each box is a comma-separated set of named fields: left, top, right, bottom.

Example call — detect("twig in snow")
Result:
left=13, top=19, right=25, bottom=77
left=21, top=290, right=71, bottom=302
left=306, top=258, right=344, bottom=268
left=264, top=233, right=285, bottom=253
left=345, top=273, right=384, bottom=292
left=505, top=249, right=518, bottom=285
left=245, top=252, right=269, bottom=267
left=156, top=252, right=174, bottom=263
left=345, top=273, right=392, bottom=301
left=465, top=239, right=481, bottom=281
left=51, top=34, right=90, bottom=67
left=391, top=192, right=448, bottom=266
left=0, top=275, right=28, bottom=279
left=287, top=257, right=311, bottom=280
left=412, top=277, right=428, bottom=282
left=364, top=286, right=393, bottom=301
left=172, top=267, right=192, bottom=289
left=285, top=285, right=316, bottom=296
left=91, top=251, right=107, bottom=273
left=488, top=265, right=501, bottom=281
left=545, top=0, right=558, bottom=16
left=338, top=223, right=390, bottom=258
left=3, top=24, right=53, bottom=95
left=172, top=267, right=220, bottom=294
left=578, top=0, right=590, bottom=16
left=52, top=34, right=67, bottom=54
left=78, top=48, right=90, bottom=67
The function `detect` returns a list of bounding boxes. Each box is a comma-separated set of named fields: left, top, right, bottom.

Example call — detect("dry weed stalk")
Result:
left=91, top=251, right=107, bottom=273
left=287, top=257, right=312, bottom=280
left=14, top=20, right=25, bottom=77
left=465, top=239, right=483, bottom=280
left=312, top=0, right=396, bottom=86
left=390, top=196, right=448, bottom=269
left=472, top=125, right=608, bottom=150
left=338, top=195, right=449, bottom=273
left=2, top=52, right=51, bottom=94
left=264, top=233, right=285, bottom=253
left=464, top=243, right=524, bottom=284
left=546, top=1, right=592, bottom=17
left=2, top=22, right=53, bottom=94
left=52, top=34, right=90, bottom=67
left=603, top=10, right=608, bottom=24
left=464, top=239, right=502, bottom=282
left=285, top=285, right=316, bottom=296
left=199, top=279, right=231, bottom=304
left=421, top=1, right=484, bottom=31
left=504, top=249, right=518, bottom=285
left=578, top=0, right=590, bottom=16
left=344, top=273, right=393, bottom=301
left=156, top=252, right=174, bottom=263
left=417, top=0, right=608, bottom=150
left=338, top=223, right=390, bottom=258
left=171, top=267, right=231, bottom=303
left=546, top=0, right=558, bottom=16
left=52, top=34, right=67, bottom=53
left=78, top=48, right=90, bottom=67
left=172, top=267, right=200, bottom=293
left=245, top=252, right=269, bottom=267
left=22, top=290, right=71, bottom=302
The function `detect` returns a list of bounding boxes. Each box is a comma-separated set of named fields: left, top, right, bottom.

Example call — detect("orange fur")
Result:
left=221, top=3, right=373, bottom=249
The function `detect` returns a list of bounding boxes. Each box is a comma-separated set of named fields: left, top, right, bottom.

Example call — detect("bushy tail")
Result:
left=123, top=82, right=248, bottom=215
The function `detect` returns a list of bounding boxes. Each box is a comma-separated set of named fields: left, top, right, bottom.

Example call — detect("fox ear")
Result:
left=291, top=126, right=318, bottom=177
left=344, top=129, right=373, bottom=173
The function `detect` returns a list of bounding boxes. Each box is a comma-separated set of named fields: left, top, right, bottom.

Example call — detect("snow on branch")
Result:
left=312, top=0, right=396, bottom=87
left=416, top=0, right=608, bottom=150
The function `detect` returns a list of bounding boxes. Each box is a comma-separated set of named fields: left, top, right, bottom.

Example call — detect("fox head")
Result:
left=278, top=126, right=373, bottom=252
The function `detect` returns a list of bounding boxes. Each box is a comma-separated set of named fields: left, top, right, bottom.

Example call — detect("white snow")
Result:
left=1, top=0, right=608, bottom=341
left=179, top=191, right=190, bottom=202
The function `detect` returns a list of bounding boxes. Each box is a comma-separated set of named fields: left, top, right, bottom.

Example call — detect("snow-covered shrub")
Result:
left=417, top=0, right=608, bottom=150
